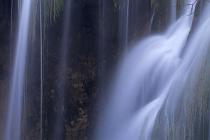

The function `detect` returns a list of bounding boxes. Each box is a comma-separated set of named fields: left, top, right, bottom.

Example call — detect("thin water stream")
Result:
left=5, top=0, right=32, bottom=140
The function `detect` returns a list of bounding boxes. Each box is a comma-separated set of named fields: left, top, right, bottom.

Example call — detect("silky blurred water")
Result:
left=94, top=0, right=210, bottom=140
left=5, top=0, right=32, bottom=140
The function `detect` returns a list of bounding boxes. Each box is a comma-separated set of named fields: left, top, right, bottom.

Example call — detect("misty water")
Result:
left=1, top=0, right=210, bottom=140
left=5, top=0, right=32, bottom=140
left=95, top=0, right=210, bottom=140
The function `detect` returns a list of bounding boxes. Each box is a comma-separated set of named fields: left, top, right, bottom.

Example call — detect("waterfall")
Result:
left=119, top=0, right=130, bottom=49
left=124, top=0, right=130, bottom=49
left=5, top=0, right=32, bottom=140
left=94, top=0, right=210, bottom=140
left=39, top=0, right=43, bottom=139
left=149, top=10, right=155, bottom=33
left=95, top=16, right=192, bottom=140
left=51, top=1, right=72, bottom=139
left=171, top=0, right=177, bottom=23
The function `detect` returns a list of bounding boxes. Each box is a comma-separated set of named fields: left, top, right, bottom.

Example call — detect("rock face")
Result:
left=150, top=0, right=171, bottom=33
left=0, top=0, right=12, bottom=138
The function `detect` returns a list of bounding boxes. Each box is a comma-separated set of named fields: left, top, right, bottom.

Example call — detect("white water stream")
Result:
left=5, top=0, right=32, bottom=140
left=95, top=0, right=210, bottom=140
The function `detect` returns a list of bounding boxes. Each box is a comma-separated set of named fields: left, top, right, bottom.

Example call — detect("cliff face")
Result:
left=0, top=0, right=12, bottom=137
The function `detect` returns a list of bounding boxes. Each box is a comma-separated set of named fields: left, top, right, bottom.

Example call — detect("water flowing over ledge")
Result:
left=0, top=0, right=210, bottom=140
left=95, top=0, right=210, bottom=140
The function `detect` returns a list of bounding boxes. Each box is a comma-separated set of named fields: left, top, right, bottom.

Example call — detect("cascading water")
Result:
left=51, top=1, right=71, bottom=139
left=5, top=0, right=32, bottom=140
left=119, top=0, right=130, bottom=49
left=171, top=0, right=177, bottom=23
left=2, top=0, right=210, bottom=139
left=95, top=0, right=210, bottom=140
